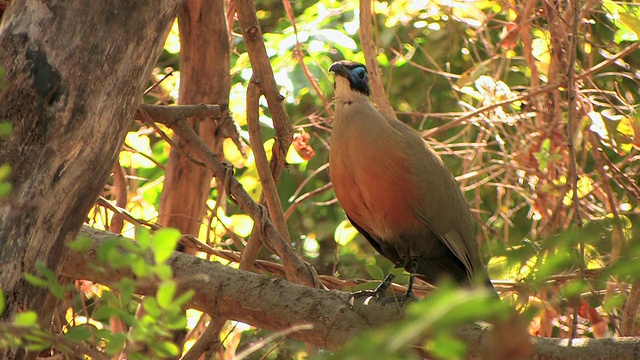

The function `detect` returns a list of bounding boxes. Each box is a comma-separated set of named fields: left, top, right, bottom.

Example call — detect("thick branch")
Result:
left=135, top=104, right=221, bottom=123
left=62, top=227, right=640, bottom=359
left=67, top=227, right=397, bottom=350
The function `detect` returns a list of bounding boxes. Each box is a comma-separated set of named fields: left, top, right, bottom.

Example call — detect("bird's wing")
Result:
left=384, top=118, right=478, bottom=280
left=347, top=215, right=402, bottom=266
left=411, top=208, right=475, bottom=280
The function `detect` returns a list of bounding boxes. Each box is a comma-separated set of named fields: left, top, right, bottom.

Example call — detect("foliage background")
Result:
left=8, top=0, right=640, bottom=358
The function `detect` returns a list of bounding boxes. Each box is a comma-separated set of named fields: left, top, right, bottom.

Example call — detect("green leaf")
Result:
left=13, top=311, right=38, bottom=326
left=94, top=328, right=112, bottom=340
left=619, top=11, right=640, bottom=37
left=129, top=353, right=145, bottom=360
left=0, top=163, right=11, bottom=180
left=153, top=341, right=180, bottom=357
left=154, top=263, right=173, bottom=281
left=150, top=228, right=181, bottom=264
left=0, top=121, right=12, bottom=137
left=164, top=312, right=188, bottom=330
left=0, top=182, right=11, bottom=197
left=156, top=280, right=176, bottom=310
left=107, top=249, right=135, bottom=268
left=65, top=325, right=93, bottom=342
left=103, top=333, right=126, bottom=355
left=117, top=278, right=136, bottom=304
left=67, top=236, right=92, bottom=251
left=143, top=297, right=162, bottom=318
left=96, top=237, right=119, bottom=264
left=0, top=290, right=4, bottom=313
left=34, top=260, right=57, bottom=282
left=425, top=332, right=467, bottom=360
left=136, top=226, right=151, bottom=249
left=173, top=289, right=194, bottom=308
left=602, top=293, right=626, bottom=312
left=389, top=267, right=406, bottom=277
left=365, top=264, right=384, bottom=280
left=23, top=273, right=48, bottom=287
left=130, top=257, right=153, bottom=278
left=49, top=282, right=65, bottom=300
left=92, top=305, right=118, bottom=321
left=25, top=341, right=51, bottom=352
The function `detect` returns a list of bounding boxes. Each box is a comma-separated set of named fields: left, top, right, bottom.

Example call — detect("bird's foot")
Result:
left=348, top=287, right=417, bottom=306
left=389, top=290, right=417, bottom=305
left=347, top=288, right=388, bottom=306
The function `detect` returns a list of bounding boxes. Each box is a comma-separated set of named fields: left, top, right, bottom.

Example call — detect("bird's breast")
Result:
left=330, top=110, right=422, bottom=240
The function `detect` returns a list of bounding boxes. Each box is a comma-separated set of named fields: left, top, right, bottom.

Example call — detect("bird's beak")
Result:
left=329, top=62, right=349, bottom=78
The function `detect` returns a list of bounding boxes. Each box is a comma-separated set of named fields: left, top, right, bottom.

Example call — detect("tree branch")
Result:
left=246, top=76, right=291, bottom=244
left=63, top=227, right=640, bottom=359
left=66, top=227, right=397, bottom=350
left=233, top=0, right=297, bottom=278
left=234, top=0, right=293, bottom=174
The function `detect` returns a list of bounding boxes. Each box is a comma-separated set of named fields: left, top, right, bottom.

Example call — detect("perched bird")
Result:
left=328, top=60, right=491, bottom=301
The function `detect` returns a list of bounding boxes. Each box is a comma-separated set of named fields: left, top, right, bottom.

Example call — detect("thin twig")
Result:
left=282, top=0, right=333, bottom=116
left=109, top=162, right=127, bottom=234
left=565, top=0, right=583, bottom=340
left=421, top=82, right=560, bottom=138
left=136, top=106, right=207, bottom=168
left=284, top=182, right=333, bottom=221
left=359, top=0, right=395, bottom=118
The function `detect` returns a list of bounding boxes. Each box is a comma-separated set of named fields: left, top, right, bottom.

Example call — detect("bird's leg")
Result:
left=348, top=260, right=406, bottom=305
left=348, top=272, right=396, bottom=304
left=399, top=257, right=420, bottom=304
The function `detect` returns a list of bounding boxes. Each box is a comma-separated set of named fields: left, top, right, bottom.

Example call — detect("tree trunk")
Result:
left=157, top=0, right=232, bottom=252
left=0, top=0, right=182, bottom=358
left=155, top=0, right=232, bottom=353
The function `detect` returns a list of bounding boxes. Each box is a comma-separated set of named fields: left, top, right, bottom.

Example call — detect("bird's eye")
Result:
left=358, top=71, right=366, bottom=80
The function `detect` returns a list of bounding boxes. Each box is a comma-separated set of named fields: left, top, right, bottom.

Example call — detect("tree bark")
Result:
left=0, top=0, right=182, bottom=358
left=157, top=0, right=232, bottom=252
left=64, top=227, right=640, bottom=360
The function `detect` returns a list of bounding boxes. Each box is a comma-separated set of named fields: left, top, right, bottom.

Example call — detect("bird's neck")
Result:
left=333, top=77, right=370, bottom=109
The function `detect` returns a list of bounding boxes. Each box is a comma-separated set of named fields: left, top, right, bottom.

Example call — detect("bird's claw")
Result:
left=348, top=289, right=387, bottom=306
left=393, top=292, right=417, bottom=305
left=348, top=289, right=416, bottom=306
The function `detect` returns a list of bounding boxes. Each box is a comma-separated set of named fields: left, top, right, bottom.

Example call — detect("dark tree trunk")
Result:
left=0, top=0, right=183, bottom=358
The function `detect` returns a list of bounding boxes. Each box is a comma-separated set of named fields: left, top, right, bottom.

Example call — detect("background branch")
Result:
left=142, top=112, right=317, bottom=288
left=359, top=0, right=395, bottom=118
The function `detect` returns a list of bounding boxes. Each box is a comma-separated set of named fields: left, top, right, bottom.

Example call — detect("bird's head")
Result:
left=329, top=60, right=370, bottom=97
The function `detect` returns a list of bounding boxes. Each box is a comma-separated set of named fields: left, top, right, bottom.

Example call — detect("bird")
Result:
left=328, top=60, right=491, bottom=302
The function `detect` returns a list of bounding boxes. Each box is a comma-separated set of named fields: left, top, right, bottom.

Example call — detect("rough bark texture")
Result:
left=64, top=227, right=640, bottom=360
left=0, top=0, right=182, bottom=358
left=67, top=228, right=399, bottom=350
left=157, top=0, right=231, bottom=250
